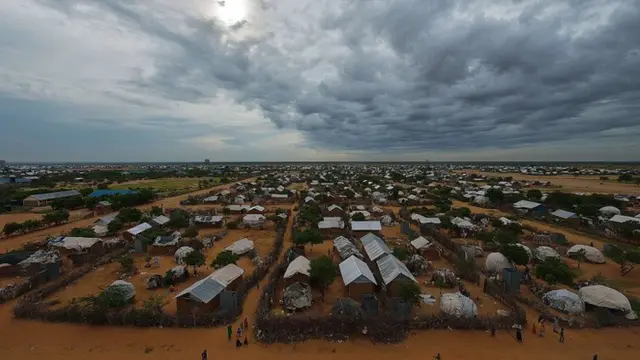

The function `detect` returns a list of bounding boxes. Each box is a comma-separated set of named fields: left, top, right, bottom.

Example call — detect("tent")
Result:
left=105, top=280, right=136, bottom=301
left=567, top=245, right=605, bottom=264
left=599, top=206, right=621, bottom=217
left=174, top=246, right=195, bottom=264
left=440, top=292, right=477, bottom=318
left=534, top=246, right=560, bottom=261
left=485, top=252, right=513, bottom=273
left=579, top=285, right=633, bottom=315
left=543, top=289, right=585, bottom=315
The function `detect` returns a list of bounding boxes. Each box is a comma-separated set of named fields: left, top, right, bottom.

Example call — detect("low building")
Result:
left=203, top=195, right=219, bottom=203
left=175, top=264, right=244, bottom=316
left=318, top=217, right=345, bottom=236
left=243, top=214, right=266, bottom=228
left=23, top=190, right=82, bottom=207
left=194, top=215, right=224, bottom=228
left=225, top=205, right=250, bottom=213
left=360, top=232, right=391, bottom=262
left=550, top=209, right=581, bottom=226
left=339, top=255, right=377, bottom=301
left=94, top=201, right=113, bottom=215
left=513, top=200, right=545, bottom=214
left=410, top=236, right=440, bottom=260
left=88, top=189, right=137, bottom=198
left=94, top=213, right=118, bottom=227
left=48, top=237, right=105, bottom=262
left=351, top=220, right=382, bottom=234
left=123, top=222, right=153, bottom=241
left=225, top=238, right=255, bottom=256
left=326, top=204, right=344, bottom=217
left=149, top=234, right=182, bottom=255
left=150, top=215, right=170, bottom=227
left=247, top=205, right=265, bottom=214
left=284, top=256, right=311, bottom=286
left=376, top=254, right=417, bottom=296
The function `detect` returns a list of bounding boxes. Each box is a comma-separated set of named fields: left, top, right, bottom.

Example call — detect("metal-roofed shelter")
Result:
left=360, top=232, right=391, bottom=261
left=48, top=237, right=104, bottom=255
left=151, top=215, right=170, bottom=227
left=339, top=255, right=377, bottom=301
left=376, top=254, right=417, bottom=296
left=23, top=190, right=82, bottom=207
left=410, top=236, right=431, bottom=250
left=124, top=222, right=152, bottom=240
left=351, top=221, right=382, bottom=232
left=333, top=236, right=362, bottom=259
left=225, top=238, right=255, bottom=255
left=88, top=189, right=136, bottom=198
left=175, top=264, right=244, bottom=316
left=551, top=209, right=577, bottom=219
left=194, top=215, right=224, bottom=227
left=94, top=213, right=118, bottom=227
left=513, top=200, right=543, bottom=211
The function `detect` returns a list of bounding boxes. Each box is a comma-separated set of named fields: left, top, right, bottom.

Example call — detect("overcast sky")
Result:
left=1, top=0, right=639, bottom=162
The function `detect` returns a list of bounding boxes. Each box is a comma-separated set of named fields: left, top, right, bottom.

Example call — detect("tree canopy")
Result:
left=397, top=281, right=422, bottom=305
left=500, top=244, right=530, bottom=266
left=295, top=228, right=324, bottom=246
left=184, top=250, right=205, bottom=274
left=183, top=226, right=199, bottom=239
left=211, top=250, right=239, bottom=268
left=535, top=258, right=576, bottom=285
left=70, top=227, right=96, bottom=238
left=117, top=207, right=143, bottom=224
left=309, top=255, right=337, bottom=289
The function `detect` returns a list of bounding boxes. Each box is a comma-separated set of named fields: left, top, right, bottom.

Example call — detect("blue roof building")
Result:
left=89, top=189, right=137, bottom=198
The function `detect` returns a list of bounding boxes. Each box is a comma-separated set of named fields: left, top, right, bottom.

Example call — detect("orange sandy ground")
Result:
left=1, top=201, right=640, bottom=359
left=0, top=179, right=256, bottom=252
left=455, top=170, right=640, bottom=195
left=46, top=228, right=277, bottom=314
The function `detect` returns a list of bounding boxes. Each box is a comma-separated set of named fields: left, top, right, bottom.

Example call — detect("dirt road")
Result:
left=0, top=178, right=256, bottom=252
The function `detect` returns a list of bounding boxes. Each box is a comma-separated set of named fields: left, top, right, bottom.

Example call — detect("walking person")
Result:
left=236, top=339, right=242, bottom=348
left=227, top=325, right=233, bottom=341
left=244, top=337, right=249, bottom=346
left=516, top=328, right=523, bottom=343
left=202, top=349, right=207, bottom=360
left=244, top=317, right=249, bottom=330
left=433, top=353, right=441, bottom=360
left=559, top=328, right=564, bottom=343
left=593, top=354, right=598, bottom=360
left=237, top=326, right=243, bottom=339
left=490, top=323, right=496, bottom=337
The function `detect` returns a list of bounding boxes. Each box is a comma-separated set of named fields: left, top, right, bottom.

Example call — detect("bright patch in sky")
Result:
left=214, top=0, right=247, bottom=26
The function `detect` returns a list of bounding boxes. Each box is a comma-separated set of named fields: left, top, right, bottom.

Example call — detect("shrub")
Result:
left=119, top=254, right=135, bottom=274
left=211, top=251, right=238, bottom=268
left=392, top=247, right=409, bottom=261
left=70, top=227, right=96, bottom=238
left=397, top=281, right=421, bottom=306
left=226, top=221, right=238, bottom=229
left=309, top=256, right=337, bottom=289
left=535, top=258, right=576, bottom=285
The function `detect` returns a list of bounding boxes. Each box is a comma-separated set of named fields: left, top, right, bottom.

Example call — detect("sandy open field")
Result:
left=456, top=170, right=640, bottom=195
left=111, top=177, right=216, bottom=191
left=0, top=178, right=256, bottom=252
left=1, top=199, right=640, bottom=359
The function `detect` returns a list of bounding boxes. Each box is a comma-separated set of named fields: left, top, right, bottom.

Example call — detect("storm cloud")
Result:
left=1, top=0, right=639, bottom=161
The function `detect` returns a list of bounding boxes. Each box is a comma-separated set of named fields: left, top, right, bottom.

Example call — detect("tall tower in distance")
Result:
left=204, top=159, right=210, bottom=164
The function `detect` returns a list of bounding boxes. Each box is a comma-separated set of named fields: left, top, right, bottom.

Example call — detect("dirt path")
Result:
left=1, top=200, right=640, bottom=359
left=0, top=178, right=257, bottom=252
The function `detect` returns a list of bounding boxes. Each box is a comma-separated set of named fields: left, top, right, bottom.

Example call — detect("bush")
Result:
left=211, top=251, right=238, bottom=268
left=544, top=274, right=557, bottom=285
left=70, top=227, right=96, bottom=237
left=226, top=221, right=238, bottom=229
left=500, top=244, right=530, bottom=266
left=309, top=256, right=337, bottom=289
left=119, top=254, right=135, bottom=274
left=392, top=247, right=409, bottom=261
left=183, top=226, right=199, bottom=239
left=535, top=258, right=576, bottom=285
left=295, top=229, right=323, bottom=246
left=397, top=281, right=421, bottom=305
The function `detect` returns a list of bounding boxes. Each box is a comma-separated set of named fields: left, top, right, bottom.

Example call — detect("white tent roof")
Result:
left=126, top=222, right=152, bottom=236
left=534, top=246, right=560, bottom=261
left=440, top=292, right=477, bottom=318
left=543, top=289, right=585, bottom=315
left=551, top=209, right=577, bottom=219
left=485, top=252, right=513, bottom=272
left=339, top=255, right=377, bottom=285
left=284, top=256, right=311, bottom=279
left=152, top=215, right=170, bottom=225
left=599, top=206, right=621, bottom=215
left=609, top=215, right=640, bottom=224
left=410, top=236, right=431, bottom=250
left=451, top=217, right=475, bottom=230
left=376, top=254, right=416, bottom=285
left=243, top=214, right=266, bottom=223
left=210, top=264, right=245, bottom=286
left=226, top=238, right=255, bottom=255
left=567, top=245, right=605, bottom=264
left=579, top=285, right=632, bottom=313
left=49, top=237, right=102, bottom=251
left=514, top=200, right=542, bottom=209
left=318, top=217, right=344, bottom=229
left=351, top=220, right=382, bottom=231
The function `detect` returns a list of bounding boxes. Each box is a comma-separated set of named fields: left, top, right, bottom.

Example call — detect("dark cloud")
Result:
left=19, top=0, right=640, bottom=156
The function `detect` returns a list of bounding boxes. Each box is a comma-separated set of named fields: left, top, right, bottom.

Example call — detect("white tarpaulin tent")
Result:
left=567, top=245, right=605, bottom=264
left=543, top=289, right=585, bottom=315
left=485, top=252, right=513, bottom=273
left=106, top=280, right=136, bottom=301
left=284, top=256, right=311, bottom=279
left=579, top=285, right=634, bottom=317
left=440, top=292, right=478, bottom=318
left=226, top=238, right=255, bottom=255
left=174, top=246, right=194, bottom=264
left=534, top=246, right=560, bottom=261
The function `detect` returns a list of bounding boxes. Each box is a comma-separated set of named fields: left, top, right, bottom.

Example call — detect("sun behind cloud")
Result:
left=213, top=0, right=248, bottom=27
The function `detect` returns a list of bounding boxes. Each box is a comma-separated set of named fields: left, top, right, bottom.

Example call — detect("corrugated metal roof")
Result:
left=210, top=264, right=245, bottom=286
left=152, top=215, right=170, bottom=225
left=94, top=213, right=118, bottom=226
left=351, top=221, right=382, bottom=231
left=175, top=276, right=225, bottom=303
left=410, top=236, right=431, bottom=249
left=609, top=215, right=640, bottom=224
left=88, top=189, right=136, bottom=198
left=360, top=233, right=391, bottom=261
left=513, top=200, right=542, bottom=209
left=339, top=255, right=377, bottom=286
left=551, top=209, right=576, bottom=219
left=28, top=190, right=81, bottom=201
left=333, top=236, right=362, bottom=259
left=49, top=237, right=102, bottom=250
left=376, top=254, right=417, bottom=285
left=126, top=222, right=152, bottom=235
left=319, top=217, right=344, bottom=229
left=225, top=238, right=254, bottom=255
left=284, top=256, right=311, bottom=278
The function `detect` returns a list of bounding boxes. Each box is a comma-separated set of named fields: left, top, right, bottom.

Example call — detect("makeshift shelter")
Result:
left=440, top=292, right=478, bottom=318
left=485, top=252, right=513, bottom=273
left=351, top=220, right=382, bottom=233
left=567, top=245, right=605, bottom=264
left=543, top=289, right=585, bottom=315
left=376, top=254, right=417, bottom=296
left=225, top=238, right=255, bottom=256
left=48, top=237, right=104, bottom=256
left=333, top=236, right=362, bottom=260
left=124, top=223, right=152, bottom=241
left=150, top=215, right=170, bottom=227
left=579, top=285, right=634, bottom=317
left=380, top=215, right=394, bottom=226
left=283, top=282, right=312, bottom=311
left=432, top=268, right=457, bottom=287
left=243, top=214, right=266, bottom=227
left=406, top=254, right=430, bottom=275
left=92, top=225, right=108, bottom=237
left=174, top=246, right=195, bottom=265
left=284, top=256, right=311, bottom=285
left=105, top=280, right=136, bottom=302
left=599, top=206, right=621, bottom=217
left=175, top=264, right=243, bottom=316
left=339, top=255, right=377, bottom=300
left=360, top=232, right=391, bottom=262
left=534, top=246, right=561, bottom=261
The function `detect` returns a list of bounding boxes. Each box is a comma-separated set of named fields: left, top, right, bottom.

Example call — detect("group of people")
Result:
left=532, top=316, right=565, bottom=343
left=227, top=317, right=250, bottom=348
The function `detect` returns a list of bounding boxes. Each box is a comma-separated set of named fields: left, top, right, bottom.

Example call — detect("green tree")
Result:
left=397, top=280, right=421, bottom=306
left=107, top=219, right=124, bottom=234
left=618, top=174, right=633, bottom=182
left=211, top=251, right=239, bottom=268
left=119, top=254, right=135, bottom=274
left=43, top=209, right=69, bottom=225
left=535, top=258, right=576, bottom=285
left=117, top=207, right=142, bottom=225
left=22, top=219, right=41, bottom=232
left=486, top=188, right=504, bottom=204
left=70, top=227, right=96, bottom=237
left=79, top=187, right=94, bottom=197
left=295, top=228, right=324, bottom=247
left=222, top=207, right=232, bottom=216
left=495, top=229, right=518, bottom=245
left=575, top=248, right=587, bottom=269
left=526, top=189, right=543, bottom=201
left=393, top=246, right=409, bottom=261
left=167, top=209, right=189, bottom=229
left=500, top=244, right=530, bottom=266
left=351, top=212, right=366, bottom=221
left=183, top=226, right=199, bottom=239
left=3, top=222, right=22, bottom=236
left=309, top=256, right=337, bottom=290
left=150, top=206, right=164, bottom=216
left=142, top=295, right=166, bottom=314
left=226, top=221, right=238, bottom=229
left=184, top=250, right=205, bottom=275
left=84, top=197, right=99, bottom=210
